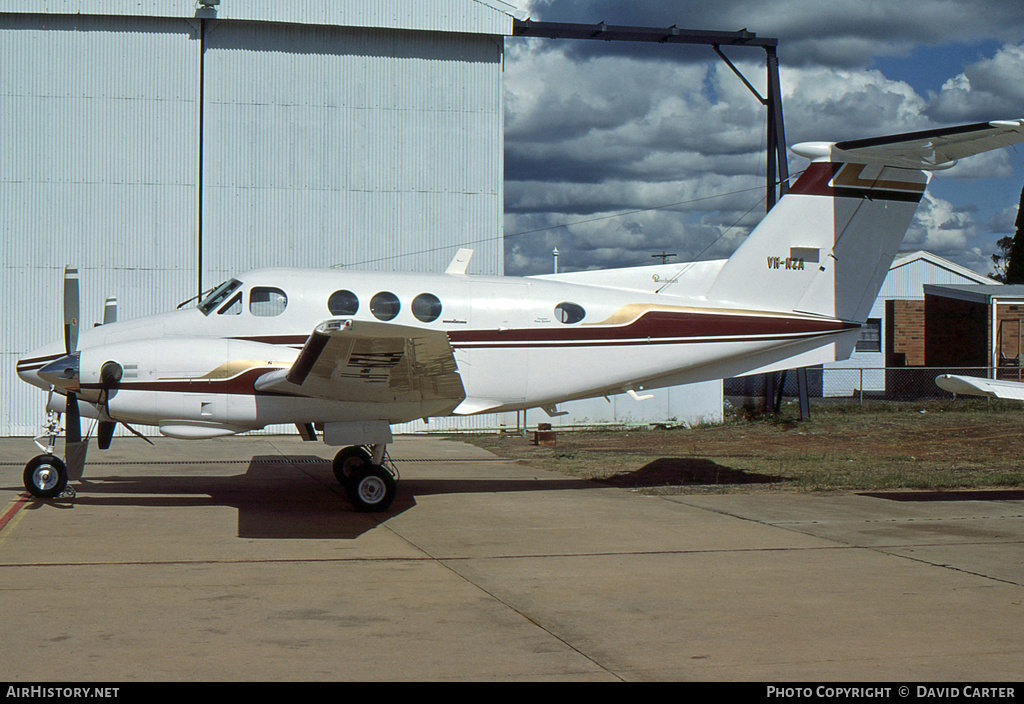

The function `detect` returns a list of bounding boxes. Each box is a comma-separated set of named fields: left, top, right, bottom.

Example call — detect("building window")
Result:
left=856, top=318, right=882, bottom=352
left=370, top=291, right=401, bottom=321
left=328, top=290, right=359, bottom=316
left=412, top=293, right=442, bottom=323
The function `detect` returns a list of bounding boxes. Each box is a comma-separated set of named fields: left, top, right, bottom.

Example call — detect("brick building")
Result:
left=886, top=299, right=926, bottom=366
left=823, top=251, right=993, bottom=395
left=922, top=284, right=1024, bottom=377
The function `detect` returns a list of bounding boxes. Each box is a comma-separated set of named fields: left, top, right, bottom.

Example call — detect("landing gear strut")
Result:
left=23, top=407, right=73, bottom=499
left=333, top=444, right=397, bottom=512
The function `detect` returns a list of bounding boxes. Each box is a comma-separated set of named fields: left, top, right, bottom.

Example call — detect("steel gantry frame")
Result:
left=511, top=19, right=790, bottom=209
left=510, top=19, right=809, bottom=418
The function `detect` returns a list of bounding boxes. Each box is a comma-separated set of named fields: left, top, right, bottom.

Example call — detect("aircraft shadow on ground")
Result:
left=859, top=489, right=1024, bottom=502
left=599, top=457, right=783, bottom=488
left=9, top=455, right=598, bottom=540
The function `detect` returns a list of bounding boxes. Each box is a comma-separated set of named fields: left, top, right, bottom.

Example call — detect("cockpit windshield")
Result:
left=198, top=279, right=242, bottom=316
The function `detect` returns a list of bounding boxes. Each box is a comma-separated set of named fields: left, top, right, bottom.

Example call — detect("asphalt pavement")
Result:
left=0, top=434, right=1021, bottom=681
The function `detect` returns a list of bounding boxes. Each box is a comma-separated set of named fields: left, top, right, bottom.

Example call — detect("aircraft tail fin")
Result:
left=706, top=120, right=1024, bottom=323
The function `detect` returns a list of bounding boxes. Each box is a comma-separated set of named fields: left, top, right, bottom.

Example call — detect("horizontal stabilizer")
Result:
left=708, top=118, right=1024, bottom=330
left=792, top=119, right=1024, bottom=170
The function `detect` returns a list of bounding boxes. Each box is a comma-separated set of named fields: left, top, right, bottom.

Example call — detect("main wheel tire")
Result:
left=24, top=454, right=68, bottom=499
left=333, top=446, right=372, bottom=484
left=345, top=464, right=397, bottom=512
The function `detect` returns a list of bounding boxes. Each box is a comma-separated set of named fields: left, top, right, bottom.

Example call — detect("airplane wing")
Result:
left=935, top=374, right=1024, bottom=401
left=254, top=319, right=466, bottom=411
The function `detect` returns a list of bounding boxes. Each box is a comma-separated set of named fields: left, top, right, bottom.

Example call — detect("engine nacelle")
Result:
left=76, top=337, right=296, bottom=429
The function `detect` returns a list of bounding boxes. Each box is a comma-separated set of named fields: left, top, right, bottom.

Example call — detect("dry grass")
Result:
left=460, top=400, right=1024, bottom=495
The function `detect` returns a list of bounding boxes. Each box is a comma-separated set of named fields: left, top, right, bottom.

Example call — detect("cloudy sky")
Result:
left=499, top=0, right=1024, bottom=277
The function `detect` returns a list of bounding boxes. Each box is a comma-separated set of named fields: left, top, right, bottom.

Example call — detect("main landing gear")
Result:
left=332, top=445, right=397, bottom=512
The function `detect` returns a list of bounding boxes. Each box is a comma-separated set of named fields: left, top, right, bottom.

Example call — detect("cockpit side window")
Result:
left=198, top=279, right=242, bottom=316
left=218, top=292, right=242, bottom=315
left=250, top=287, right=288, bottom=317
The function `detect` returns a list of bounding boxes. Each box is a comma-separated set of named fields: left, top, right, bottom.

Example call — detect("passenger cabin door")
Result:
left=461, top=280, right=530, bottom=404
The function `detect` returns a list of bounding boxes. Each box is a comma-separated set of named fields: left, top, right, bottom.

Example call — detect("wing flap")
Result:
left=256, top=319, right=466, bottom=410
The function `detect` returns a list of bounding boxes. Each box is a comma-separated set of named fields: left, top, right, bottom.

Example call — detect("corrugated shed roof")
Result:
left=923, top=283, right=1024, bottom=303
left=891, top=250, right=994, bottom=284
left=878, top=250, right=996, bottom=300
left=0, top=0, right=522, bottom=35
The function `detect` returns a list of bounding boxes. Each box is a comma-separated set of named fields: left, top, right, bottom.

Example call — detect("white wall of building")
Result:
left=0, top=3, right=514, bottom=435
left=0, top=1, right=724, bottom=437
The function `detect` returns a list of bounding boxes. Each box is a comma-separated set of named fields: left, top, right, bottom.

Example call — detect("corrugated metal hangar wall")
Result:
left=1, top=1, right=515, bottom=435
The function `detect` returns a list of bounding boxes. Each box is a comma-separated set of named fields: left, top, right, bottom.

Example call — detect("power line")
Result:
left=333, top=181, right=780, bottom=270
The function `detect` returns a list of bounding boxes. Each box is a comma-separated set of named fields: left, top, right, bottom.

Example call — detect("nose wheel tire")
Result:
left=24, top=454, right=69, bottom=499
left=345, top=464, right=397, bottom=512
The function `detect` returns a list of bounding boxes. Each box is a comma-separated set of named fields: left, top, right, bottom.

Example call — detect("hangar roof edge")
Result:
left=923, top=283, right=1024, bottom=303
left=0, top=0, right=524, bottom=36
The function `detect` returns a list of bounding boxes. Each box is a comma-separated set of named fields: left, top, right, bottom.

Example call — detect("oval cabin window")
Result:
left=412, top=293, right=442, bottom=323
left=370, top=291, right=401, bottom=321
left=328, top=290, right=359, bottom=316
left=555, top=302, right=585, bottom=324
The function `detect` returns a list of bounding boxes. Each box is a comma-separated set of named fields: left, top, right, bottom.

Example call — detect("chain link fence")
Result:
left=725, top=366, right=1012, bottom=407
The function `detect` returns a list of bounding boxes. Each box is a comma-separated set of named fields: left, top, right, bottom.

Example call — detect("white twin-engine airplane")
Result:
left=16, top=119, right=1024, bottom=511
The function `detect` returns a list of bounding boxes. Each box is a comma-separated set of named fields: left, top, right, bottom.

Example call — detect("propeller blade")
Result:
left=121, top=421, right=155, bottom=446
left=64, top=391, right=87, bottom=481
left=65, top=392, right=82, bottom=444
left=97, top=421, right=116, bottom=450
left=64, top=266, right=80, bottom=354
left=103, top=296, right=117, bottom=325
left=65, top=441, right=87, bottom=482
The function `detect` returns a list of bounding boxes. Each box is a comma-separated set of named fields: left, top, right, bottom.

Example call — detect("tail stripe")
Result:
left=790, top=162, right=925, bottom=202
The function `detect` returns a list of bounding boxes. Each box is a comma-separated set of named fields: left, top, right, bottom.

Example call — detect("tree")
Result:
left=993, top=236, right=1012, bottom=282
left=993, top=184, right=1024, bottom=284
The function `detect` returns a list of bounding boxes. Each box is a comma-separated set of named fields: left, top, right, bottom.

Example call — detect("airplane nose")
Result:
left=15, top=345, right=67, bottom=390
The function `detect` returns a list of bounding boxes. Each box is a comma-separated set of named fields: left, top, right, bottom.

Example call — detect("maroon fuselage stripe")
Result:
left=448, top=310, right=857, bottom=346
left=15, top=353, right=64, bottom=373
left=79, top=311, right=855, bottom=395
left=230, top=311, right=856, bottom=349
left=79, top=367, right=279, bottom=396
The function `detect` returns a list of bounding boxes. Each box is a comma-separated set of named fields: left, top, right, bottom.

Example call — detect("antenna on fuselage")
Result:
left=445, top=249, right=474, bottom=275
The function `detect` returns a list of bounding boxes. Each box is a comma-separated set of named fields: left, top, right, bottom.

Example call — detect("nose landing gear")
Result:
left=24, top=454, right=68, bottom=499
left=23, top=408, right=75, bottom=500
